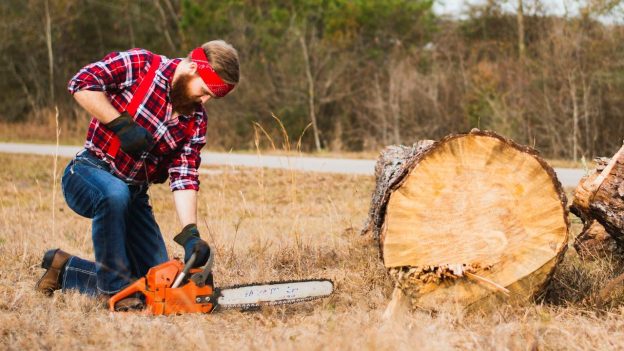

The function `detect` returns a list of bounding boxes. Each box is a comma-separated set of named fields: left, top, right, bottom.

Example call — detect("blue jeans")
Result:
left=60, top=149, right=168, bottom=295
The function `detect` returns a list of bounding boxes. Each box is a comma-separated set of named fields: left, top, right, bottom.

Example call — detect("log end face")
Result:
left=375, top=131, right=570, bottom=312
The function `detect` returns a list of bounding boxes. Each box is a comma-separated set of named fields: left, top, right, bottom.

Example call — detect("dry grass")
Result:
left=1, top=152, right=623, bottom=351
left=0, top=117, right=88, bottom=146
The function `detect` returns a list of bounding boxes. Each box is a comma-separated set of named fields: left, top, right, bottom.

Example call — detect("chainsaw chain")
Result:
left=218, top=295, right=324, bottom=310
left=218, top=278, right=333, bottom=290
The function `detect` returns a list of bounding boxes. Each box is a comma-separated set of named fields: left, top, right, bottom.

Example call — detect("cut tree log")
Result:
left=571, top=143, right=624, bottom=259
left=595, top=271, right=624, bottom=308
left=363, top=129, right=569, bottom=313
left=573, top=220, right=620, bottom=260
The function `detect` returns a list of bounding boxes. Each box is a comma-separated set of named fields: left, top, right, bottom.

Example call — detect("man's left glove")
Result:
left=104, top=112, right=154, bottom=157
left=174, top=223, right=210, bottom=268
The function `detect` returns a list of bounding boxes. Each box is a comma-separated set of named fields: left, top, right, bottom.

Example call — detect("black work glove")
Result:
left=104, top=112, right=154, bottom=157
left=173, top=224, right=210, bottom=268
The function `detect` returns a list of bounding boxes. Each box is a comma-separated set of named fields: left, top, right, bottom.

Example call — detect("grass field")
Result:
left=1, top=152, right=623, bottom=350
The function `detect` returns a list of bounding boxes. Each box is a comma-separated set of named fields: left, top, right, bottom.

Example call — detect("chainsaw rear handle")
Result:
left=108, top=277, right=147, bottom=312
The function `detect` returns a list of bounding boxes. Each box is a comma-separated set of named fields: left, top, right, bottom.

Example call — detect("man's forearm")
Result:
left=173, top=189, right=198, bottom=227
left=73, top=90, right=120, bottom=124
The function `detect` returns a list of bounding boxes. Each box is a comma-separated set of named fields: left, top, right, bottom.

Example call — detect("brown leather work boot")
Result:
left=35, top=248, right=72, bottom=296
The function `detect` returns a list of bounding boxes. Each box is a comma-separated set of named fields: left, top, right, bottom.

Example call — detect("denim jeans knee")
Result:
left=61, top=150, right=133, bottom=293
left=60, top=149, right=168, bottom=295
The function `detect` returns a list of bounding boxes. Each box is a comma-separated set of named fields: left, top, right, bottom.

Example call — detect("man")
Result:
left=34, top=40, right=240, bottom=310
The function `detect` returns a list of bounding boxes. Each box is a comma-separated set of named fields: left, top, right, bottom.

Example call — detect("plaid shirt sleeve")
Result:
left=168, top=114, right=208, bottom=191
left=67, top=49, right=149, bottom=94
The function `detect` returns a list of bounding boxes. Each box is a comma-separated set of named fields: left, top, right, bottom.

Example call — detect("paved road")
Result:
left=0, top=142, right=586, bottom=187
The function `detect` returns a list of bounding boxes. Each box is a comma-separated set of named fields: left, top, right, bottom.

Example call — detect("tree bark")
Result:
left=362, top=129, right=569, bottom=312
left=571, top=143, right=624, bottom=257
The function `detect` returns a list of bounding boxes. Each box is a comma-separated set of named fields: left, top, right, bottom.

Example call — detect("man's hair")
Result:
left=190, top=40, right=240, bottom=85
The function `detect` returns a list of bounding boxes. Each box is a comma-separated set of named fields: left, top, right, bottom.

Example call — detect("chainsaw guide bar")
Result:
left=216, top=279, right=334, bottom=310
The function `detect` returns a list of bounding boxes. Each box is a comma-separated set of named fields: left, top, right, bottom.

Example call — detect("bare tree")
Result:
left=297, top=31, right=321, bottom=151
left=517, top=0, right=526, bottom=58
left=44, top=0, right=54, bottom=102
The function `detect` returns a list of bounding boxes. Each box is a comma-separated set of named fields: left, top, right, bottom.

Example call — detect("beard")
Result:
left=170, top=73, right=201, bottom=116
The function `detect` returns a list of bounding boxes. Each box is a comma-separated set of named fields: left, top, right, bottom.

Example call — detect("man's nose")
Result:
left=200, top=95, right=211, bottom=104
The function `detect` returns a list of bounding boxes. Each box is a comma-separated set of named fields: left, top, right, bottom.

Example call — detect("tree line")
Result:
left=1, top=0, right=623, bottom=159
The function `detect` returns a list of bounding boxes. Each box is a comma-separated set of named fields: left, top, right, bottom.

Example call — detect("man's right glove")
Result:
left=173, top=223, right=210, bottom=268
left=104, top=112, right=154, bottom=157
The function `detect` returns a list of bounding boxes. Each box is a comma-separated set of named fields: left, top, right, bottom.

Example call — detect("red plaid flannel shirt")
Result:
left=68, top=49, right=207, bottom=191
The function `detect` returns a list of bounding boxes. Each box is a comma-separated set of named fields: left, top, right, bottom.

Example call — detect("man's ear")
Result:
left=188, top=61, right=198, bottom=75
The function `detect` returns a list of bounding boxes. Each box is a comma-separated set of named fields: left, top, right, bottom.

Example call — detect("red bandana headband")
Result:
left=190, top=47, right=235, bottom=98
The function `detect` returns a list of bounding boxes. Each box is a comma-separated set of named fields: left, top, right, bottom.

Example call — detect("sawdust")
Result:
left=389, top=264, right=493, bottom=307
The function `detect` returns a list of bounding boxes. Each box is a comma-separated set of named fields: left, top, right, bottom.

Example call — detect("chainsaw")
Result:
left=108, top=252, right=334, bottom=315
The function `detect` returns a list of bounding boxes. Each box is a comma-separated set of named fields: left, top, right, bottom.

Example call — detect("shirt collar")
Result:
left=160, top=57, right=182, bottom=88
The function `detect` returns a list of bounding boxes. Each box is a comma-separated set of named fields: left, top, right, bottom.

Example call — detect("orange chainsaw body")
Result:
left=108, top=259, right=216, bottom=315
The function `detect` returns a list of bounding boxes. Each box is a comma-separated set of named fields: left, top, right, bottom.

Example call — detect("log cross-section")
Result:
left=363, top=130, right=569, bottom=311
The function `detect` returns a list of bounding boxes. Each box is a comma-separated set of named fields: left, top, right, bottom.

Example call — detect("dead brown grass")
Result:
left=0, top=116, right=88, bottom=146
left=0, top=152, right=623, bottom=350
